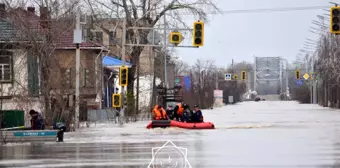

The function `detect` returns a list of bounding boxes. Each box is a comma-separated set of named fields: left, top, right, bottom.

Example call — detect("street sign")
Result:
left=311, top=72, right=316, bottom=80
left=225, top=73, right=231, bottom=80
left=303, top=73, right=309, bottom=80
left=295, top=79, right=304, bottom=86
left=147, top=30, right=161, bottom=44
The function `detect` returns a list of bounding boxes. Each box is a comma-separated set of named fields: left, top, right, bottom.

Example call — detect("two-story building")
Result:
left=0, top=4, right=108, bottom=125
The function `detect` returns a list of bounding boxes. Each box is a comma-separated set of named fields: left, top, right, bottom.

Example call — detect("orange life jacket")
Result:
left=176, top=103, right=184, bottom=116
left=152, top=105, right=167, bottom=120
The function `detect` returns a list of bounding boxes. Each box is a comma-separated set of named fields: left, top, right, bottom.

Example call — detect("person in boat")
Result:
left=192, top=105, right=204, bottom=123
left=29, top=109, right=45, bottom=130
left=183, top=105, right=194, bottom=123
left=173, top=102, right=189, bottom=122
left=152, top=105, right=168, bottom=120
left=166, top=105, right=175, bottom=120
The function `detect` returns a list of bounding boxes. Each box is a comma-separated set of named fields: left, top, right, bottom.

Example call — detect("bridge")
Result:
left=253, top=56, right=289, bottom=99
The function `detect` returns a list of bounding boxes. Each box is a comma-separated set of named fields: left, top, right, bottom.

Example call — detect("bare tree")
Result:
left=291, top=28, right=340, bottom=106
left=173, top=59, right=248, bottom=109
left=174, top=59, right=189, bottom=76
left=85, top=0, right=220, bottom=115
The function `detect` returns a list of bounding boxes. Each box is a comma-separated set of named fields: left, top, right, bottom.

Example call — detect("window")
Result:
left=61, top=67, right=74, bottom=88
left=83, top=68, right=94, bottom=87
left=0, top=50, right=12, bottom=82
left=95, top=31, right=103, bottom=43
left=109, top=31, right=116, bottom=44
left=27, top=51, right=39, bottom=95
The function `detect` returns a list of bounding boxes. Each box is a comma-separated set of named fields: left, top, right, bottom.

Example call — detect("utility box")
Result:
left=0, top=110, right=25, bottom=128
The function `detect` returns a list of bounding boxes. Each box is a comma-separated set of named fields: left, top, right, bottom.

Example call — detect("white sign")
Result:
left=225, top=73, right=231, bottom=80
left=214, top=90, right=223, bottom=98
left=228, top=96, right=233, bottom=103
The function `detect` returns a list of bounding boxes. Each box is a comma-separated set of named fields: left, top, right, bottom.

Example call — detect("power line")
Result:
left=178, top=6, right=330, bottom=15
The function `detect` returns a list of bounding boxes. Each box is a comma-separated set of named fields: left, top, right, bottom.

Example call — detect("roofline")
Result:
left=0, top=40, right=44, bottom=43
left=56, top=47, right=109, bottom=50
left=105, top=65, right=132, bottom=68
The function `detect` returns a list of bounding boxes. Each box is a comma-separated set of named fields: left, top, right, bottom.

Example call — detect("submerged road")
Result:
left=1, top=101, right=340, bottom=167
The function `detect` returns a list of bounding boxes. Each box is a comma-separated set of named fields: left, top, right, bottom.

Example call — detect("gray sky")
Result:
left=176, top=0, right=331, bottom=67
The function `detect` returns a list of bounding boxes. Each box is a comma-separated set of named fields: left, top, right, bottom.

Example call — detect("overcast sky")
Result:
left=175, top=0, right=332, bottom=67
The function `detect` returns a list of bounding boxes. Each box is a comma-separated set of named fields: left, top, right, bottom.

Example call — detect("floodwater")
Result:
left=1, top=101, right=340, bottom=167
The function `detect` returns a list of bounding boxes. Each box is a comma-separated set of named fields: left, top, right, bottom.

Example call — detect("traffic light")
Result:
left=295, top=70, right=300, bottom=80
left=233, top=75, right=238, bottom=80
left=192, top=21, right=204, bottom=47
left=241, top=71, right=246, bottom=80
left=170, top=32, right=182, bottom=45
left=311, top=72, right=316, bottom=80
left=112, top=94, right=121, bottom=107
left=119, top=66, right=128, bottom=86
left=331, top=6, right=340, bottom=34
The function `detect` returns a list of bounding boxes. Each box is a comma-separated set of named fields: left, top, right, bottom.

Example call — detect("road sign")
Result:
left=303, top=73, right=309, bottom=80
left=311, top=72, right=316, bottom=80
left=295, top=79, right=304, bottom=86
left=225, top=73, right=231, bottom=80
left=147, top=30, right=161, bottom=44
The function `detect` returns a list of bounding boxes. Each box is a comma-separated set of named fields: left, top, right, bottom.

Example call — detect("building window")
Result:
left=0, top=50, right=12, bottom=82
left=109, top=31, right=116, bottom=44
left=27, top=51, right=39, bottom=96
left=83, top=68, right=94, bottom=87
left=95, top=31, right=103, bottom=43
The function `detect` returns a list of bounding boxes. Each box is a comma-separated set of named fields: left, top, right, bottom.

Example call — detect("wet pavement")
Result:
left=1, top=101, right=340, bottom=167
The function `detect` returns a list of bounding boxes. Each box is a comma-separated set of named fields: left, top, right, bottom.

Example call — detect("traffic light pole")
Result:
left=119, top=16, right=201, bottom=115
left=74, top=8, right=81, bottom=129
left=163, top=14, right=168, bottom=88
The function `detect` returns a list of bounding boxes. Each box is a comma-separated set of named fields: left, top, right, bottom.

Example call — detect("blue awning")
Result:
left=103, top=56, right=131, bottom=66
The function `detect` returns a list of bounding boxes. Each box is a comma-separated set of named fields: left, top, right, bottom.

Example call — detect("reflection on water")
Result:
left=1, top=102, right=340, bottom=167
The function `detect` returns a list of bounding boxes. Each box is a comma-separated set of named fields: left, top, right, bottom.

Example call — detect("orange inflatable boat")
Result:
left=146, top=120, right=215, bottom=129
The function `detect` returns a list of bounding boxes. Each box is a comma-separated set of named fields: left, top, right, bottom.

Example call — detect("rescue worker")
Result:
left=29, top=109, right=45, bottom=130
left=192, top=105, right=204, bottom=122
left=152, top=105, right=168, bottom=120
left=173, top=102, right=188, bottom=122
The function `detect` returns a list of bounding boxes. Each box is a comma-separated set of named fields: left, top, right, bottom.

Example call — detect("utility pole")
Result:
left=0, top=83, right=3, bottom=130
left=73, top=7, right=81, bottom=129
left=312, top=52, right=317, bottom=104
left=231, top=59, right=234, bottom=73
left=279, top=59, right=283, bottom=93
left=215, top=70, right=218, bottom=89
left=163, top=13, right=168, bottom=88
left=253, top=56, right=257, bottom=93
left=285, top=60, right=289, bottom=100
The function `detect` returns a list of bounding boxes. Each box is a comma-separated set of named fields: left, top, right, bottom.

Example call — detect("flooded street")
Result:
left=1, top=101, right=340, bottom=167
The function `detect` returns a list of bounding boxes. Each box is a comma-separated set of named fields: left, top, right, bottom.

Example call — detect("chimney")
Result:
left=39, top=6, right=48, bottom=29
left=27, top=7, right=35, bottom=14
left=0, top=3, right=5, bottom=18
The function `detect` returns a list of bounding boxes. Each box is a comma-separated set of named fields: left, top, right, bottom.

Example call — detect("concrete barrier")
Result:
left=0, top=130, right=63, bottom=144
